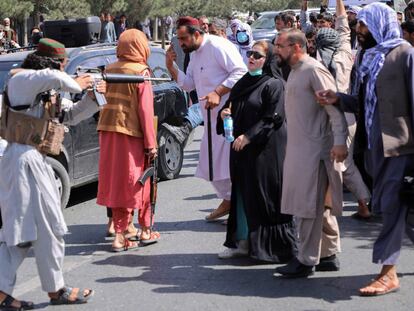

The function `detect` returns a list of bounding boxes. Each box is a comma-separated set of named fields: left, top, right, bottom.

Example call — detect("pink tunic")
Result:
left=97, top=80, right=156, bottom=209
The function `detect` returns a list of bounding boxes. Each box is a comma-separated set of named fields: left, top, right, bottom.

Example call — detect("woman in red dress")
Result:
left=97, top=29, right=159, bottom=251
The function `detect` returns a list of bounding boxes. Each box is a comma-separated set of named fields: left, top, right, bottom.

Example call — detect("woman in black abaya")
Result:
left=217, top=40, right=297, bottom=263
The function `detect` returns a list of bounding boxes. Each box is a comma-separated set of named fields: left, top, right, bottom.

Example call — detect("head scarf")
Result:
left=262, top=42, right=284, bottom=80
left=232, top=22, right=254, bottom=64
left=117, top=29, right=150, bottom=65
left=228, top=41, right=280, bottom=103
left=354, top=2, right=406, bottom=148
left=228, top=19, right=242, bottom=43
left=316, top=28, right=340, bottom=80
left=347, top=5, right=362, bottom=15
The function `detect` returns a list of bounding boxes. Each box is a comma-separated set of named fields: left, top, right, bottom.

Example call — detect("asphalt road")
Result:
left=12, top=127, right=414, bottom=311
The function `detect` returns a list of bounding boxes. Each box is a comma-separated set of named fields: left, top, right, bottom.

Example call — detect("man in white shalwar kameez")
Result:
left=0, top=38, right=98, bottom=309
left=166, top=16, right=247, bottom=220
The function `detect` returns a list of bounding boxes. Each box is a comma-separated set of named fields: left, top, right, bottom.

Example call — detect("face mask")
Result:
left=236, top=30, right=249, bottom=46
left=248, top=69, right=263, bottom=76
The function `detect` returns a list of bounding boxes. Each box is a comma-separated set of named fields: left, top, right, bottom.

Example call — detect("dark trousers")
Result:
left=366, top=109, right=414, bottom=264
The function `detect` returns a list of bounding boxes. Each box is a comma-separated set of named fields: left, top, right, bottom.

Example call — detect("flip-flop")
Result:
left=140, top=231, right=160, bottom=246
left=111, top=240, right=139, bottom=252
left=105, top=231, right=115, bottom=238
left=126, top=229, right=142, bottom=242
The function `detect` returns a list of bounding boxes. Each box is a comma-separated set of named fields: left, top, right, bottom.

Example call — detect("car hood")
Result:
left=252, top=29, right=277, bottom=42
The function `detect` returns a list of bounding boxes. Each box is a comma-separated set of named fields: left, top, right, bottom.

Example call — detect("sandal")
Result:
left=140, top=231, right=161, bottom=246
left=126, top=228, right=142, bottom=242
left=0, top=294, right=34, bottom=310
left=49, top=286, right=94, bottom=305
left=111, top=239, right=139, bottom=252
left=359, top=275, right=400, bottom=296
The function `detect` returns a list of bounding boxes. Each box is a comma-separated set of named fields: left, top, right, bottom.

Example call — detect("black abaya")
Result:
left=217, top=74, right=297, bottom=263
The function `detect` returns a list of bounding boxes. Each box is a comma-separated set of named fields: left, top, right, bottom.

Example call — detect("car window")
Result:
left=0, top=61, right=22, bottom=93
left=251, top=14, right=277, bottom=30
left=148, top=50, right=171, bottom=84
left=70, top=55, right=115, bottom=75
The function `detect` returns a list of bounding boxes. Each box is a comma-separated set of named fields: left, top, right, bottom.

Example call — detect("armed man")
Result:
left=0, top=38, right=104, bottom=308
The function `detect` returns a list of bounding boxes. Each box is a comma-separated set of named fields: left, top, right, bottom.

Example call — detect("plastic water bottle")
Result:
left=223, top=115, right=234, bottom=143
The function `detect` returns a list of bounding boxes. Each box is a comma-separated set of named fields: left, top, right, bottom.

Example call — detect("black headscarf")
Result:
left=262, top=42, right=284, bottom=80
left=227, top=42, right=281, bottom=103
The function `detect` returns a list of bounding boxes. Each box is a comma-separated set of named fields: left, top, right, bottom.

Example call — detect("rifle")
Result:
left=74, top=66, right=172, bottom=106
left=138, top=154, right=158, bottom=233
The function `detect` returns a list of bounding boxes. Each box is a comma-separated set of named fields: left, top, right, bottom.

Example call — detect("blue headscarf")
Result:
left=355, top=2, right=406, bottom=148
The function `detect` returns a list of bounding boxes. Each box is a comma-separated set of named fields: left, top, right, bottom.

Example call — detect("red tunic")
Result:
left=97, top=80, right=156, bottom=209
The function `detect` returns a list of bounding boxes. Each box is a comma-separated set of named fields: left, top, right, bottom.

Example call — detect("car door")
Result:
left=147, top=49, right=187, bottom=125
left=65, top=53, right=115, bottom=185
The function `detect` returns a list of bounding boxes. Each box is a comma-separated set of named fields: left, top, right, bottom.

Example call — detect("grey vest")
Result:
left=376, top=43, right=414, bottom=157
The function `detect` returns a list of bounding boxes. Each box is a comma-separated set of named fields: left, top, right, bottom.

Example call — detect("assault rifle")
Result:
left=138, top=154, right=158, bottom=242
left=74, top=66, right=172, bottom=106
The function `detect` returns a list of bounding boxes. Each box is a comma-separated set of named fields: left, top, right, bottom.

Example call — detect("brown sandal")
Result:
left=359, top=275, right=400, bottom=296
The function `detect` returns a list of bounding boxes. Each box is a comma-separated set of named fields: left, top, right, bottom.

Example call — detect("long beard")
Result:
left=358, top=32, right=377, bottom=50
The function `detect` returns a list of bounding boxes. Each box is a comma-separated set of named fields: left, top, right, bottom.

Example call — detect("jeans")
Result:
left=185, top=103, right=203, bottom=128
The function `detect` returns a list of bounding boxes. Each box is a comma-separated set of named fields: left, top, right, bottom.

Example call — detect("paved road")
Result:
left=13, top=128, right=414, bottom=311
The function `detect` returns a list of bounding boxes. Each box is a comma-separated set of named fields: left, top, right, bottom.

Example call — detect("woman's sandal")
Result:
left=359, top=275, right=400, bottom=296
left=0, top=294, right=34, bottom=310
left=111, top=239, right=139, bottom=252
left=126, top=228, right=142, bottom=242
left=140, top=231, right=161, bottom=246
left=49, top=286, right=94, bottom=305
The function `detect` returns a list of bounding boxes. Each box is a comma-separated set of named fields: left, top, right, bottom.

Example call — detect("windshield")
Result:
left=251, top=13, right=277, bottom=30
left=0, top=61, right=22, bottom=93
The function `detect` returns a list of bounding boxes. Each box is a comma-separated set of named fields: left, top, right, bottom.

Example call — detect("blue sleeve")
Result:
left=338, top=93, right=359, bottom=113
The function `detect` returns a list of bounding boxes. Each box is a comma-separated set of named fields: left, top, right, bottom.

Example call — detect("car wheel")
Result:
left=157, top=125, right=184, bottom=180
left=46, top=157, right=71, bottom=209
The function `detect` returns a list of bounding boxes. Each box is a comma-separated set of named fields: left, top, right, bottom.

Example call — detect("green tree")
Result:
left=1, top=1, right=33, bottom=20
left=30, top=0, right=92, bottom=20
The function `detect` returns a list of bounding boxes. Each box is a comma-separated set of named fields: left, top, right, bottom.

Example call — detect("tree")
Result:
left=0, top=1, right=33, bottom=21
left=29, top=0, right=92, bottom=20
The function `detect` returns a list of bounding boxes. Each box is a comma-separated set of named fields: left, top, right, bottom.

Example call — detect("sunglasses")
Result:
left=246, top=50, right=265, bottom=60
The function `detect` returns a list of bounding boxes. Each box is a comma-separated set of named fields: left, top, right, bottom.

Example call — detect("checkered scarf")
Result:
left=316, top=28, right=341, bottom=81
left=355, top=3, right=405, bottom=148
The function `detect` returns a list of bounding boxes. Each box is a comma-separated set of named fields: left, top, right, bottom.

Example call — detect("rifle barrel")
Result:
left=102, top=73, right=172, bottom=83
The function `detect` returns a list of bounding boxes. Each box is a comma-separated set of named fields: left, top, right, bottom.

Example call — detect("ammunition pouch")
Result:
left=0, top=90, right=65, bottom=156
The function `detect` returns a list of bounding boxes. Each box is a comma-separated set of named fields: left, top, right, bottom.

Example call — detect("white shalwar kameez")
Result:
left=0, top=69, right=99, bottom=294
left=177, top=34, right=246, bottom=199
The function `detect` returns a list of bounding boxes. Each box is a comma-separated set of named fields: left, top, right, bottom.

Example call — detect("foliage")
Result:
left=1, top=0, right=304, bottom=23
left=0, top=1, right=33, bottom=20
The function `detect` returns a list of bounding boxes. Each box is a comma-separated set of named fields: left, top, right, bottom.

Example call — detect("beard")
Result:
left=349, top=19, right=357, bottom=28
left=276, top=54, right=289, bottom=67
left=181, top=44, right=196, bottom=53
left=357, top=31, right=377, bottom=50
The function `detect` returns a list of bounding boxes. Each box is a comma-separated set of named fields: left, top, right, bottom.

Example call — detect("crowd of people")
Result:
left=1, top=0, right=414, bottom=309
left=0, top=18, right=19, bottom=51
left=165, top=0, right=414, bottom=298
